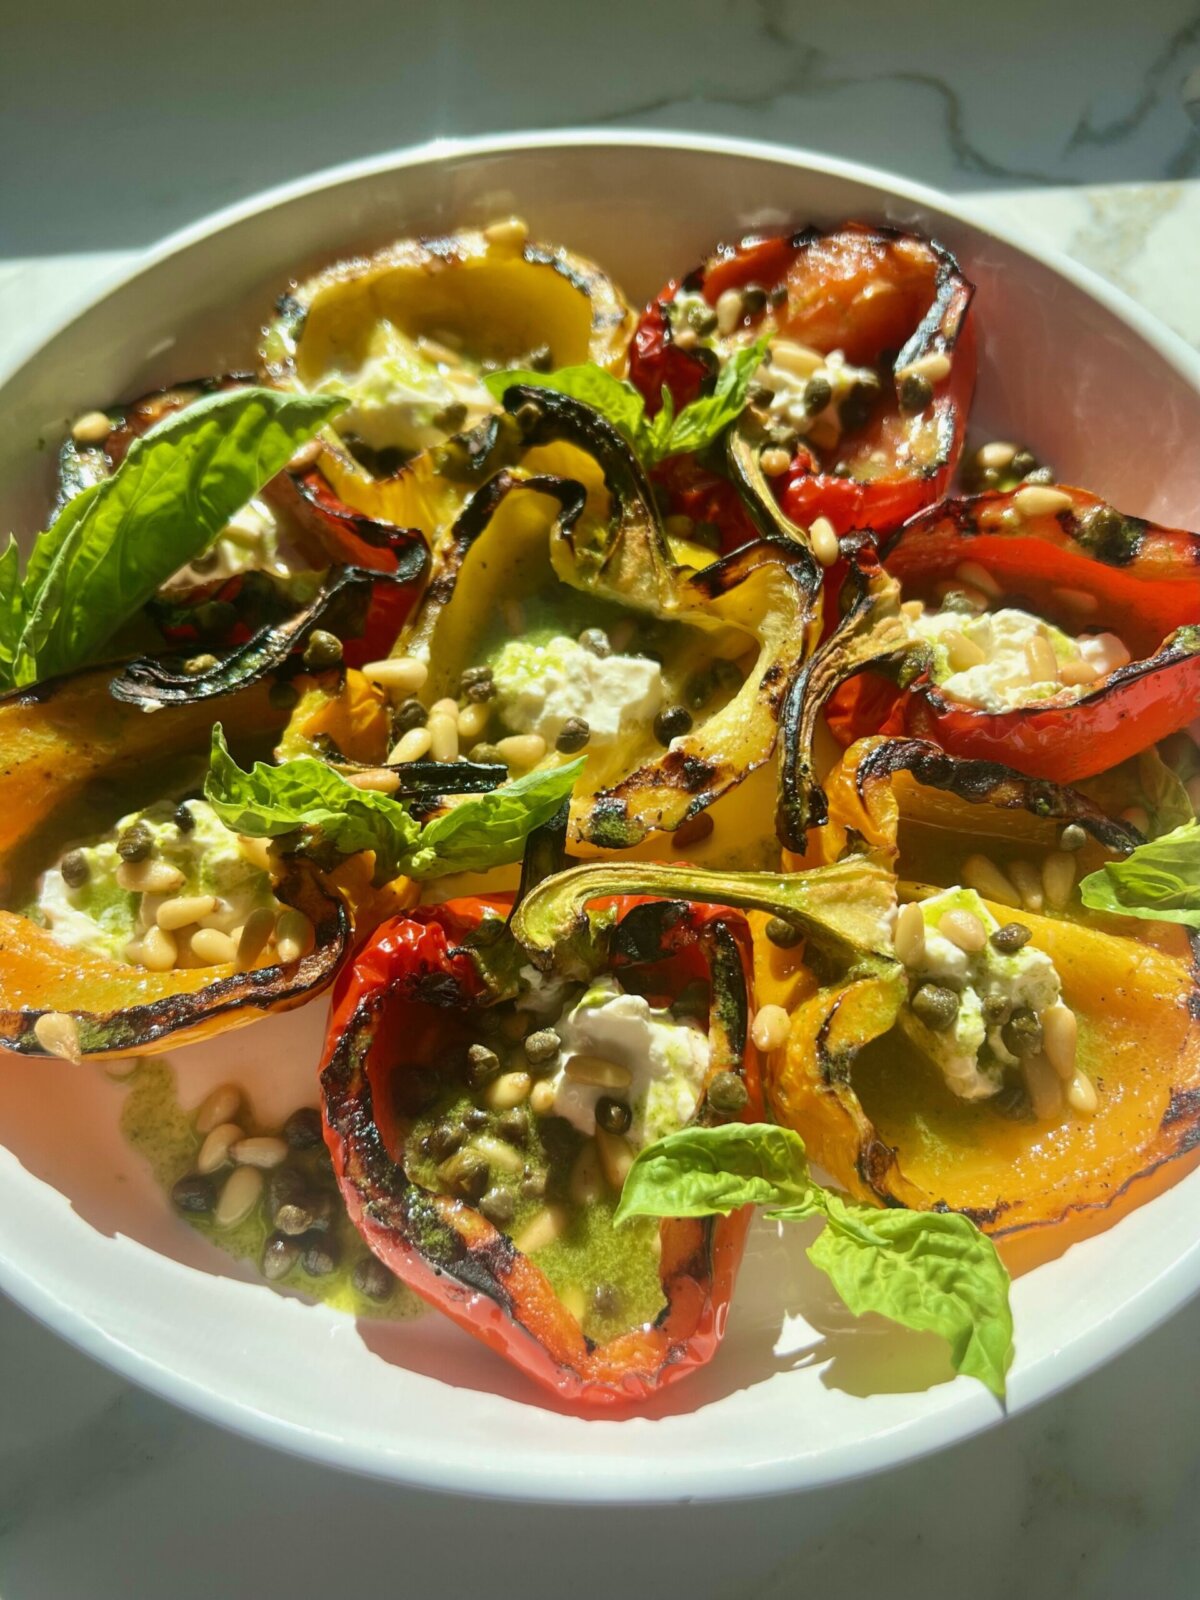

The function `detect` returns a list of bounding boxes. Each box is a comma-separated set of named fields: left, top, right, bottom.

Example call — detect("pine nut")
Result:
left=496, top=733, right=546, bottom=770
left=389, top=727, right=433, bottom=763
left=116, top=859, right=185, bottom=894
left=770, top=341, right=826, bottom=378
left=1058, top=659, right=1100, bottom=687
left=900, top=599, right=925, bottom=620
left=893, top=901, right=926, bottom=967
left=1041, top=1003, right=1078, bottom=1080
left=275, top=909, right=315, bottom=965
left=938, top=909, right=987, bottom=952
left=962, top=855, right=1021, bottom=908
left=71, top=409, right=112, bottom=444
left=237, top=834, right=274, bottom=872
left=569, top=1141, right=606, bottom=1205
left=361, top=656, right=428, bottom=695
left=953, top=561, right=1001, bottom=599
left=231, top=1135, right=289, bottom=1169
left=1052, top=586, right=1099, bottom=616
left=1025, top=634, right=1059, bottom=682
left=943, top=628, right=986, bottom=672
left=935, top=579, right=990, bottom=612
left=483, top=215, right=528, bottom=250
left=345, top=768, right=401, bottom=793
left=751, top=1003, right=790, bottom=1052
left=141, top=925, right=178, bottom=971
left=564, top=1055, right=633, bottom=1091
left=1067, top=1071, right=1098, bottom=1115
left=760, top=446, right=791, bottom=477
left=484, top=1071, right=532, bottom=1110
left=1014, top=485, right=1073, bottom=517
left=1042, top=851, right=1076, bottom=910
left=515, top=1205, right=567, bottom=1254
left=196, top=1121, right=244, bottom=1174
left=156, top=893, right=218, bottom=932
left=530, top=1080, right=557, bottom=1116
left=595, top=1127, right=635, bottom=1189
left=457, top=701, right=491, bottom=744
left=1121, top=804, right=1151, bottom=835
left=195, top=1082, right=242, bottom=1133
left=809, top=516, right=840, bottom=566
left=472, top=1134, right=524, bottom=1175
left=235, top=908, right=275, bottom=970
left=214, top=1164, right=263, bottom=1228
left=715, top=288, right=745, bottom=335
left=427, top=711, right=459, bottom=762
left=1024, top=1054, right=1063, bottom=1121
left=428, top=697, right=457, bottom=720
left=1009, top=859, right=1044, bottom=913
left=33, top=1010, right=81, bottom=1062
left=898, top=351, right=951, bottom=384
left=190, top=927, right=238, bottom=965
left=979, top=441, right=1017, bottom=469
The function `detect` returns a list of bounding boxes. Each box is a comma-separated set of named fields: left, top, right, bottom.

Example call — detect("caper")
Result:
left=1002, top=1007, right=1043, bottom=1058
left=526, top=344, right=554, bottom=373
left=1023, top=466, right=1054, bottom=485
left=469, top=742, right=503, bottom=765
left=556, top=717, right=590, bottom=754
left=898, top=373, right=933, bottom=415
left=523, top=1028, right=561, bottom=1068
left=261, top=1233, right=300, bottom=1282
left=496, top=1108, right=528, bottom=1145
left=910, top=982, right=961, bottom=1031
left=432, top=400, right=468, bottom=433
left=742, top=285, right=768, bottom=316
left=283, top=1107, right=324, bottom=1150
left=579, top=627, right=612, bottom=658
left=438, top=1147, right=490, bottom=1201
left=838, top=382, right=876, bottom=433
left=171, top=1173, right=216, bottom=1214
left=1010, top=449, right=1038, bottom=478
left=653, top=705, right=693, bottom=746
left=982, top=996, right=1011, bottom=1028
left=352, top=1254, right=395, bottom=1302
left=465, top=1043, right=501, bottom=1087
left=479, top=1186, right=515, bottom=1227
left=768, top=284, right=789, bottom=308
left=276, top=1188, right=335, bottom=1238
left=268, top=679, right=299, bottom=711
left=765, top=916, right=803, bottom=948
left=301, top=1237, right=340, bottom=1277
left=60, top=849, right=90, bottom=889
left=302, top=629, right=343, bottom=671
left=520, top=1168, right=548, bottom=1201
left=990, top=922, right=1032, bottom=955
left=116, top=822, right=154, bottom=863
left=194, top=599, right=238, bottom=638
left=514, top=400, right=544, bottom=435
left=707, top=1071, right=749, bottom=1115
left=423, top=1121, right=466, bottom=1162
left=747, top=381, right=775, bottom=407
left=595, top=1096, right=632, bottom=1135
left=803, top=376, right=832, bottom=416
left=939, top=589, right=979, bottom=615
left=1075, top=503, right=1133, bottom=560
left=392, top=698, right=428, bottom=735
left=765, top=423, right=799, bottom=453
left=1060, top=823, right=1088, bottom=852
left=463, top=677, right=495, bottom=704
left=173, top=802, right=196, bottom=833
left=463, top=1105, right=489, bottom=1133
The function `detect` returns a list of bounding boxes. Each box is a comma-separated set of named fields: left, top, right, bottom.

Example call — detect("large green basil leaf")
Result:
left=1079, top=819, right=1200, bottom=927
left=614, top=1123, right=813, bottom=1220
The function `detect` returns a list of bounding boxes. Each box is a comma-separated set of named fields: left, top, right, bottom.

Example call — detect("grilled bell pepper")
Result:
left=830, top=486, right=1200, bottom=782
left=385, top=386, right=821, bottom=855
left=320, top=871, right=761, bottom=1405
left=760, top=734, right=1200, bottom=1237
left=261, top=224, right=634, bottom=543
left=632, top=223, right=975, bottom=536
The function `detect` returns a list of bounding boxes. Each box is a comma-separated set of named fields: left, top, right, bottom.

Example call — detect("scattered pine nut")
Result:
left=751, top=1003, right=790, bottom=1052
left=71, top=409, right=112, bottom=444
left=898, top=351, right=951, bottom=384
left=195, top=1082, right=242, bottom=1134
left=564, top=1055, right=633, bottom=1091
left=141, top=925, right=179, bottom=971
left=275, top=909, right=315, bottom=965
left=1024, top=634, right=1059, bottom=683
left=156, top=893, right=218, bottom=932
left=484, top=1071, right=532, bottom=1110
left=1041, top=1003, right=1078, bottom=1081
left=715, top=288, right=745, bottom=335
left=1042, top=851, right=1076, bottom=910
left=760, top=446, right=791, bottom=477
left=427, top=711, right=459, bottom=762
left=961, top=855, right=1021, bottom=908
left=389, top=727, right=433, bottom=763
left=1052, top=586, right=1100, bottom=616
left=237, top=835, right=274, bottom=872
left=893, top=901, right=926, bottom=967
left=1009, top=859, right=1045, bottom=913
left=116, top=859, right=186, bottom=895
left=345, top=768, right=401, bottom=794
left=33, top=1011, right=81, bottom=1063
left=457, top=701, right=491, bottom=744
left=430, top=697, right=460, bottom=720
left=595, top=1127, right=635, bottom=1189
left=809, top=516, right=840, bottom=566
left=214, top=1165, right=263, bottom=1228
left=361, top=656, right=428, bottom=695
left=530, top=1080, right=557, bottom=1116
left=943, top=628, right=986, bottom=672
left=1014, top=485, right=1073, bottom=517
left=953, top=561, right=1001, bottom=599
left=978, top=441, right=1017, bottom=469
left=496, top=733, right=546, bottom=770
left=938, top=909, right=987, bottom=952
left=1058, top=660, right=1100, bottom=687
left=472, top=1134, right=524, bottom=1175
left=1067, top=1071, right=1098, bottom=1115
left=190, top=927, right=238, bottom=966
left=235, top=908, right=275, bottom=971
left=516, top=1205, right=567, bottom=1254
left=197, top=1121, right=244, bottom=1175
left=231, top=1135, right=289, bottom=1169
left=770, top=341, right=825, bottom=378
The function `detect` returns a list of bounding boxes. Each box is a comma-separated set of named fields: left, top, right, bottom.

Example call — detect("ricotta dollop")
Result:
left=490, top=634, right=664, bottom=746
left=911, top=605, right=1127, bottom=712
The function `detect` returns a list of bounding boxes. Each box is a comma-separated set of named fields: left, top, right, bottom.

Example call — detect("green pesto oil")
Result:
left=120, top=1057, right=422, bottom=1321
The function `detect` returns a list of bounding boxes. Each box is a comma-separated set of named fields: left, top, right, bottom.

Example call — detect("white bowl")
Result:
left=3, top=132, right=1200, bottom=1504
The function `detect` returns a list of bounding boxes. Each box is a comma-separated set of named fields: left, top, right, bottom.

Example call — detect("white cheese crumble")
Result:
left=911, top=605, right=1128, bottom=712
left=36, top=801, right=277, bottom=963
left=319, top=319, right=493, bottom=453
left=490, top=634, right=664, bottom=746
left=164, top=495, right=295, bottom=590
left=546, top=976, right=710, bottom=1149
left=902, top=886, right=1062, bottom=1101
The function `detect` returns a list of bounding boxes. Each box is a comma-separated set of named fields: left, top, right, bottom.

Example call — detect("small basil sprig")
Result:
left=615, top=1123, right=1014, bottom=1399
left=1080, top=819, right=1200, bottom=928
left=205, top=726, right=584, bottom=885
left=0, top=386, right=345, bottom=690
left=483, top=339, right=768, bottom=470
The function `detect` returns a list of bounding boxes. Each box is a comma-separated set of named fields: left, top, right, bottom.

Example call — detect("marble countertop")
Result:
left=4, top=3, right=1200, bottom=1595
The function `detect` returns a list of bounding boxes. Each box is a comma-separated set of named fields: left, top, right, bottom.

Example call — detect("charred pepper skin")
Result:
left=319, top=894, right=763, bottom=1408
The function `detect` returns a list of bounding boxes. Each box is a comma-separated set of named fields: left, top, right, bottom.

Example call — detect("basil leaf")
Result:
left=205, top=728, right=584, bottom=885
left=0, top=537, right=25, bottom=679
left=5, top=387, right=345, bottom=688
left=483, top=364, right=651, bottom=456
left=615, top=1121, right=1013, bottom=1397
left=649, top=338, right=769, bottom=460
left=405, top=758, right=585, bottom=880
left=1079, top=820, right=1200, bottom=927
left=802, top=1196, right=1014, bottom=1400
left=614, top=1123, right=812, bottom=1223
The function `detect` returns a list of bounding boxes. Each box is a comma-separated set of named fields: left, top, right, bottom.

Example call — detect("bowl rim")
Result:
left=3, top=126, right=1200, bottom=1504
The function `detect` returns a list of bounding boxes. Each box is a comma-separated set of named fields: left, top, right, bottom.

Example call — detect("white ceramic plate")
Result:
left=3, top=132, right=1200, bottom=1504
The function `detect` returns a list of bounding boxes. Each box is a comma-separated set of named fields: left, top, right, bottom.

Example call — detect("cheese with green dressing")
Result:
left=319, top=320, right=493, bottom=453
left=490, top=634, right=664, bottom=746
left=911, top=605, right=1127, bottom=711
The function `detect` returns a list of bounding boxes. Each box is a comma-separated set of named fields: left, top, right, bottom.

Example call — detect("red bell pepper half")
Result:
left=827, top=486, right=1200, bottom=782
left=631, top=223, right=976, bottom=536
left=318, top=886, right=763, bottom=1408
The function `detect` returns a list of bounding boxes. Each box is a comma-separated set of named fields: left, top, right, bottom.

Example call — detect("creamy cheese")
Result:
left=546, top=976, right=710, bottom=1149
left=36, top=800, right=277, bottom=964
left=320, top=319, right=493, bottom=453
left=911, top=605, right=1129, bottom=712
left=490, top=634, right=664, bottom=746
left=906, top=886, right=1062, bottom=1101
left=165, top=496, right=295, bottom=590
